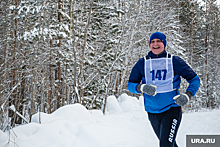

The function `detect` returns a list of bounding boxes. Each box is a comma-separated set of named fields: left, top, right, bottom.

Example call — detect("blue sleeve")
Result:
left=173, top=56, right=200, bottom=96
left=127, top=82, right=141, bottom=94
left=127, top=58, right=144, bottom=94
left=186, top=75, right=200, bottom=96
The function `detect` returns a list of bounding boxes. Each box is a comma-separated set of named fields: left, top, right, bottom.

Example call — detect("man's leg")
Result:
left=159, top=107, right=182, bottom=147
left=148, top=112, right=162, bottom=140
left=147, top=112, right=166, bottom=143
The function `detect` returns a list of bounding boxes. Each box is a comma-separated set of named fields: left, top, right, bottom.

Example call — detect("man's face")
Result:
left=150, top=39, right=165, bottom=55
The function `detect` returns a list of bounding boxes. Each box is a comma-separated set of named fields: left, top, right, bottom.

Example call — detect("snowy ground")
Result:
left=0, top=93, right=220, bottom=147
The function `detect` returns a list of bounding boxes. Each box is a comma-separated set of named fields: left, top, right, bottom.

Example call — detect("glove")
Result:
left=137, top=84, right=157, bottom=96
left=173, top=91, right=192, bottom=106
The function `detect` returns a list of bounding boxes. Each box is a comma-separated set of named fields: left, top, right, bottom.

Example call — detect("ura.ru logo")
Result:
left=191, top=138, right=215, bottom=144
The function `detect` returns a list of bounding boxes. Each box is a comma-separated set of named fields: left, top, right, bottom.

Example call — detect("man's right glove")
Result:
left=137, top=84, right=157, bottom=96
left=173, top=91, right=192, bottom=106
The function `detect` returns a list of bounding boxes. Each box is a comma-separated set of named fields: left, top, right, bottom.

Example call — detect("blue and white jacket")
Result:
left=127, top=51, right=200, bottom=113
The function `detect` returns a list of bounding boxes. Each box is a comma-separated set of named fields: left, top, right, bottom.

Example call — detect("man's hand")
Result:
left=138, top=84, right=157, bottom=96
left=173, top=91, right=192, bottom=106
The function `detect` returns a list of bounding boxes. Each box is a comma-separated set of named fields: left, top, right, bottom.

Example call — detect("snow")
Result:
left=9, top=105, right=28, bottom=123
left=0, top=93, right=220, bottom=147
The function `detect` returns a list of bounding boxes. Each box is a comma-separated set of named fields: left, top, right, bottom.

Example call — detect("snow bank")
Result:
left=0, top=93, right=153, bottom=147
left=32, top=104, right=96, bottom=124
left=0, top=129, right=7, bottom=143
left=0, top=93, right=220, bottom=147
left=106, top=95, right=122, bottom=113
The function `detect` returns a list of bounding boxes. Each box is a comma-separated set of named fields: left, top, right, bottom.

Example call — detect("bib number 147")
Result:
left=150, top=69, right=167, bottom=81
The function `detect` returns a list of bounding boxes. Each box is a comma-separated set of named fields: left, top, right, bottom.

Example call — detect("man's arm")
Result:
left=173, top=56, right=200, bottom=96
left=127, top=58, right=144, bottom=94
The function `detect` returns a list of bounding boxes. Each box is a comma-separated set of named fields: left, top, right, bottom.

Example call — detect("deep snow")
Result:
left=0, top=93, right=220, bottom=147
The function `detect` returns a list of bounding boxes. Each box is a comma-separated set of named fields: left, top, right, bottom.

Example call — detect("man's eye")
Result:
left=157, top=40, right=162, bottom=43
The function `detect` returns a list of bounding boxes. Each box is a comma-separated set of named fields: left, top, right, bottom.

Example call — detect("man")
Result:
left=127, top=32, right=200, bottom=147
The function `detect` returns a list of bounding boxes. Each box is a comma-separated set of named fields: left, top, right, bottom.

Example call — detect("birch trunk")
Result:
left=120, top=0, right=143, bottom=94
left=80, top=0, right=94, bottom=104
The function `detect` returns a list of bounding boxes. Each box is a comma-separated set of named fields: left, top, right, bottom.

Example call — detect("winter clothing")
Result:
left=137, top=84, right=157, bottom=96
left=127, top=51, right=200, bottom=113
left=149, top=32, right=167, bottom=48
left=173, top=91, right=192, bottom=106
left=148, top=106, right=182, bottom=147
left=127, top=32, right=200, bottom=147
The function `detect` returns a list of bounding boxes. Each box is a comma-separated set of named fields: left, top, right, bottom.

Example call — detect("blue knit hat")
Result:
left=149, top=32, right=166, bottom=48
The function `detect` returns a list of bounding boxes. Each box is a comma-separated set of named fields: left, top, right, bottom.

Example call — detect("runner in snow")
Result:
left=127, top=32, right=200, bottom=147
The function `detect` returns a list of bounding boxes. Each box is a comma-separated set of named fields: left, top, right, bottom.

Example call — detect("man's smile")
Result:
left=150, top=38, right=165, bottom=55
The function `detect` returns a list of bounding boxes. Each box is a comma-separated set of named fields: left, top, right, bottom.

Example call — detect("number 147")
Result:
left=150, top=69, right=167, bottom=81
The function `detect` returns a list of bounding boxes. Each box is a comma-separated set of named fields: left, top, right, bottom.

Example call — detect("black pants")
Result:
left=148, top=107, right=182, bottom=147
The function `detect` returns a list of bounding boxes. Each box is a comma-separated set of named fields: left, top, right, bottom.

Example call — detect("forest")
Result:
left=0, top=0, right=220, bottom=131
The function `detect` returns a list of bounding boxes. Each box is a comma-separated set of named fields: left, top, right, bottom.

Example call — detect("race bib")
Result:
left=144, top=55, right=174, bottom=93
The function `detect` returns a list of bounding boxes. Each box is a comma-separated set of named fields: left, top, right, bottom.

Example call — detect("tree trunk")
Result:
left=80, top=0, right=94, bottom=104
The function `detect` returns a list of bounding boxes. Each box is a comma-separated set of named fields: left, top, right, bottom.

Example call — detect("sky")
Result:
left=0, top=93, right=220, bottom=147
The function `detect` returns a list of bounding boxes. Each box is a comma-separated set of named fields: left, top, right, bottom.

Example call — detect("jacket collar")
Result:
left=148, top=50, right=167, bottom=58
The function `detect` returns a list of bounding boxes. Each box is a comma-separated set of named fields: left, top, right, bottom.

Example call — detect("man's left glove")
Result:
left=173, top=91, right=192, bottom=106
